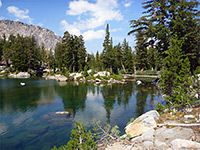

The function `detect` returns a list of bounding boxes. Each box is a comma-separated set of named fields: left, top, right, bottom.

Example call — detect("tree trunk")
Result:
left=110, top=65, right=112, bottom=74
left=73, top=53, right=75, bottom=72
left=120, top=58, right=126, bottom=73
left=134, top=64, right=136, bottom=75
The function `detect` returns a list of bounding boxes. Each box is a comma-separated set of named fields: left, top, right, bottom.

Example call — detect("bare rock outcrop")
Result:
left=0, top=20, right=62, bottom=50
left=125, top=110, right=160, bottom=138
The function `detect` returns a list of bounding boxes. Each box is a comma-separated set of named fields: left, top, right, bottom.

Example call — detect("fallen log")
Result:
left=157, top=123, right=200, bottom=127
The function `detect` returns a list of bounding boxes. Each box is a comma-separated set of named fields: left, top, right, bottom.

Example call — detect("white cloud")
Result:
left=124, top=2, right=132, bottom=7
left=60, top=20, right=81, bottom=36
left=7, top=6, right=33, bottom=24
left=61, top=0, right=123, bottom=40
left=82, top=30, right=105, bottom=41
left=123, top=0, right=134, bottom=7
left=0, top=0, right=2, bottom=8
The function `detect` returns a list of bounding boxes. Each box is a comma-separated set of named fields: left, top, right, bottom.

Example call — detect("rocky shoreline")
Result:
left=2, top=71, right=131, bottom=84
left=105, top=109, right=200, bottom=150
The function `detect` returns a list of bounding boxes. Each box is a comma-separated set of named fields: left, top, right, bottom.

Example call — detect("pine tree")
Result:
left=77, top=35, right=86, bottom=72
left=121, top=39, right=133, bottom=72
left=95, top=51, right=100, bottom=71
left=102, top=24, right=111, bottom=70
left=135, top=30, right=148, bottom=70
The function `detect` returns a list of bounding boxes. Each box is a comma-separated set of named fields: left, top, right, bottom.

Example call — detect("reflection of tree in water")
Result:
left=0, top=80, right=57, bottom=113
left=55, top=82, right=87, bottom=117
left=87, top=83, right=96, bottom=95
left=101, top=83, right=134, bottom=123
left=136, top=85, right=148, bottom=116
left=0, top=86, right=40, bottom=113
left=135, top=83, right=162, bottom=116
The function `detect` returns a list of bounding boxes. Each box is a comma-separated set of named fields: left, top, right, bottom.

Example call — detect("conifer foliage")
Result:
left=55, top=31, right=87, bottom=72
left=129, top=0, right=200, bottom=109
left=0, top=34, right=41, bottom=72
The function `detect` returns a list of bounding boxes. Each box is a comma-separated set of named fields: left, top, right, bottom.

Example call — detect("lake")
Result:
left=0, top=78, right=164, bottom=150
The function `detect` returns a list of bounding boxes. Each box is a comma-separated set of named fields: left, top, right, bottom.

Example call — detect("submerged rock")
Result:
left=55, top=111, right=70, bottom=115
left=125, top=110, right=160, bottom=138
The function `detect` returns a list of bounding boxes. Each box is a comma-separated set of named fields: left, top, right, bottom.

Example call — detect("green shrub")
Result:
left=109, top=74, right=123, bottom=80
left=61, top=71, right=70, bottom=78
left=102, top=76, right=109, bottom=80
left=52, top=122, right=97, bottom=150
left=126, top=118, right=135, bottom=126
left=136, top=70, right=158, bottom=75
left=89, top=70, right=97, bottom=76
left=96, top=75, right=102, bottom=80
left=83, top=66, right=89, bottom=77
left=86, top=76, right=96, bottom=80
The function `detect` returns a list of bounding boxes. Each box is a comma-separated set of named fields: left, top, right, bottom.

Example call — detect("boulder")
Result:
left=94, top=71, right=110, bottom=77
left=184, top=115, right=195, bottom=120
left=70, top=73, right=82, bottom=80
left=8, top=72, right=30, bottom=78
left=154, top=127, right=194, bottom=143
left=171, top=139, right=200, bottom=150
left=56, top=75, right=68, bottom=82
left=55, top=111, right=70, bottom=115
left=96, top=78, right=101, bottom=82
left=125, top=110, right=160, bottom=138
left=47, top=76, right=56, bottom=80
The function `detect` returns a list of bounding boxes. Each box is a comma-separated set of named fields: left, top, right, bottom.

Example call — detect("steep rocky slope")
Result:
left=0, top=20, right=62, bottom=50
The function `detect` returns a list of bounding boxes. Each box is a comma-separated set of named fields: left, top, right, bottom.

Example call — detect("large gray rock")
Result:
left=94, top=71, right=110, bottom=77
left=125, top=110, right=160, bottom=138
left=131, top=128, right=155, bottom=143
left=0, top=20, right=61, bottom=50
left=46, top=74, right=68, bottom=82
left=70, top=72, right=82, bottom=80
left=55, top=75, right=68, bottom=82
left=8, top=72, right=30, bottom=78
left=171, top=139, right=200, bottom=150
left=154, top=127, right=194, bottom=143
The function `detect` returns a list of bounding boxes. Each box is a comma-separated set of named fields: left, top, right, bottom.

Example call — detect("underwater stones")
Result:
left=125, top=110, right=160, bottom=138
left=55, top=111, right=70, bottom=115
left=0, top=123, right=8, bottom=135
left=29, top=126, right=49, bottom=135
left=49, top=118, right=72, bottom=127
left=13, top=115, right=31, bottom=126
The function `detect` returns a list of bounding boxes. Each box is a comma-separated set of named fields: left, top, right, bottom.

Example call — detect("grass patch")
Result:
left=136, top=70, right=159, bottom=75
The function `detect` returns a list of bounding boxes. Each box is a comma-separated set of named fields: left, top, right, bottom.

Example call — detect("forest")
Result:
left=0, top=0, right=199, bottom=109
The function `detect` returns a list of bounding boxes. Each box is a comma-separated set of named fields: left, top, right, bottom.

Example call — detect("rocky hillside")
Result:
left=0, top=20, right=62, bottom=50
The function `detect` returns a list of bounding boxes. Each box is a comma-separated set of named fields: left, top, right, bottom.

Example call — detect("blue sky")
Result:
left=0, top=0, right=144, bottom=54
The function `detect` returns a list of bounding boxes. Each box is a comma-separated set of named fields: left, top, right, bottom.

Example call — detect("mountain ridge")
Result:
left=0, top=20, right=62, bottom=50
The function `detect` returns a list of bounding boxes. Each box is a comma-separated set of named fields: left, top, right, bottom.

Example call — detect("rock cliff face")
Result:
left=0, top=20, right=62, bottom=50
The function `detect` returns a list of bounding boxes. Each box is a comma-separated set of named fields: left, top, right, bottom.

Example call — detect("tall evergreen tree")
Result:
left=101, top=24, right=111, bottom=70
left=59, top=31, right=87, bottom=72
left=121, top=39, right=134, bottom=72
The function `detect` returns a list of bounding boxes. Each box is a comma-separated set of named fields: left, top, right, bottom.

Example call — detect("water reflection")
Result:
left=0, top=79, right=164, bottom=150
left=101, top=83, right=135, bottom=123
left=55, top=82, right=87, bottom=116
left=0, top=79, right=56, bottom=113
